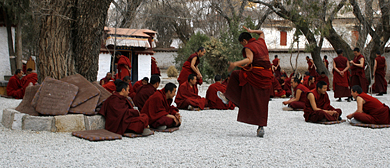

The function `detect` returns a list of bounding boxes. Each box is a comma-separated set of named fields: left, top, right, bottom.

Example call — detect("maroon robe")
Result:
left=221, top=78, right=229, bottom=87
left=98, top=92, right=149, bottom=135
left=350, top=54, right=368, bottom=93
left=21, top=73, right=38, bottom=90
left=373, top=56, right=387, bottom=93
left=224, top=37, right=273, bottom=126
left=141, top=89, right=179, bottom=128
left=7, top=75, right=24, bottom=99
left=133, top=84, right=156, bottom=112
left=116, top=55, right=132, bottom=80
left=304, top=89, right=342, bottom=122
left=303, top=81, right=316, bottom=90
left=316, top=75, right=330, bottom=91
left=100, top=77, right=114, bottom=85
left=283, top=78, right=292, bottom=97
left=271, top=77, right=286, bottom=97
left=206, top=82, right=235, bottom=110
left=177, top=53, right=203, bottom=85
left=303, top=76, right=310, bottom=85
left=307, top=59, right=317, bottom=77
left=289, top=84, right=310, bottom=109
left=175, top=81, right=207, bottom=110
left=151, top=57, right=161, bottom=76
left=323, top=59, right=329, bottom=69
left=103, top=81, right=116, bottom=93
left=333, top=55, right=351, bottom=98
left=272, top=58, right=281, bottom=77
left=354, top=93, right=390, bottom=124
left=132, top=80, right=143, bottom=93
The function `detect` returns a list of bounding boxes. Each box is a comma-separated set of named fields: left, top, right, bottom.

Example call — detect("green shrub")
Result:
left=167, top=66, right=178, bottom=78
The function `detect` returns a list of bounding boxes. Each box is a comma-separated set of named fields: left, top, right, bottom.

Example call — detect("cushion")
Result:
left=60, top=74, right=100, bottom=107
left=15, top=85, right=40, bottom=116
left=35, top=77, right=79, bottom=115
left=92, top=81, right=111, bottom=106
left=68, top=95, right=99, bottom=115
left=72, top=129, right=122, bottom=141
left=318, top=120, right=346, bottom=125
left=349, top=122, right=390, bottom=128
left=151, top=127, right=180, bottom=133
left=123, top=131, right=154, bottom=138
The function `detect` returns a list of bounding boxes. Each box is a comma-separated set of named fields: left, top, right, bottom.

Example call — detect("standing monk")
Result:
left=304, top=81, right=342, bottom=122
left=115, top=51, right=132, bottom=80
left=175, top=74, right=208, bottom=110
left=7, top=69, right=24, bottom=99
left=350, top=47, right=368, bottom=93
left=133, top=75, right=160, bottom=111
left=272, top=55, right=281, bottom=78
left=177, top=47, right=206, bottom=86
left=333, top=49, right=351, bottom=102
left=323, top=55, right=329, bottom=70
left=347, top=85, right=390, bottom=124
left=306, top=56, right=317, bottom=77
left=151, top=57, right=161, bottom=76
left=206, top=75, right=235, bottom=110
left=217, top=26, right=273, bottom=137
left=98, top=81, right=152, bottom=135
left=372, top=51, right=387, bottom=95
left=283, top=78, right=310, bottom=110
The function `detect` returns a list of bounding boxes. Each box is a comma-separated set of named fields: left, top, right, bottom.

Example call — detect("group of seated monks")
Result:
left=6, top=68, right=38, bottom=99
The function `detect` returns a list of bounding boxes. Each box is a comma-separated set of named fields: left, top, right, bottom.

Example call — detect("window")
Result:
left=280, top=31, right=287, bottom=46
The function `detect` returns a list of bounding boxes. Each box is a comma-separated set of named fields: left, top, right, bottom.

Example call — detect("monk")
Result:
left=133, top=77, right=148, bottom=93
left=134, top=75, right=160, bottom=111
left=350, top=47, right=368, bottom=93
left=177, top=47, right=206, bottom=85
left=304, top=76, right=316, bottom=90
left=271, top=77, right=286, bottom=98
left=98, top=80, right=152, bottom=135
left=372, top=51, right=387, bottom=95
left=316, top=72, right=330, bottom=91
left=141, top=83, right=181, bottom=130
left=302, top=72, right=310, bottom=84
left=123, top=76, right=136, bottom=99
left=21, top=68, right=38, bottom=90
left=7, top=69, right=24, bottom=99
left=115, top=51, right=132, bottom=80
left=304, top=81, right=342, bottom=122
left=100, top=72, right=114, bottom=85
left=279, top=70, right=287, bottom=82
left=217, top=26, right=273, bottom=137
left=323, top=55, right=329, bottom=70
left=333, top=49, right=351, bottom=102
left=279, top=74, right=287, bottom=87
left=283, top=78, right=310, bottom=110
left=306, top=56, right=317, bottom=77
left=347, top=85, right=390, bottom=124
left=283, top=76, right=292, bottom=97
left=103, top=79, right=122, bottom=93
left=151, top=57, right=161, bottom=76
left=206, top=75, right=235, bottom=110
left=272, top=55, right=281, bottom=78
left=221, top=74, right=230, bottom=87
left=175, top=74, right=208, bottom=110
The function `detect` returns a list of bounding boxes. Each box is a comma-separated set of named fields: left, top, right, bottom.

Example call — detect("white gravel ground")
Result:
left=1, top=90, right=390, bottom=167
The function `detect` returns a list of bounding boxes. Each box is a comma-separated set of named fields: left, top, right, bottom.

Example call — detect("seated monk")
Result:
left=122, top=76, right=135, bottom=99
left=133, top=77, right=149, bottom=93
left=7, top=69, right=24, bottom=99
left=347, top=85, right=390, bottom=124
left=279, top=74, right=287, bottom=87
left=283, top=77, right=310, bottom=110
left=175, top=74, right=208, bottom=110
left=99, top=72, right=114, bottom=85
left=102, top=79, right=119, bottom=93
left=304, top=76, right=316, bottom=90
left=302, top=72, right=310, bottom=84
left=134, top=75, right=160, bottom=111
left=221, top=74, right=230, bottom=87
left=316, top=72, right=330, bottom=91
left=206, top=75, right=235, bottom=110
left=21, top=68, right=38, bottom=90
left=141, top=83, right=181, bottom=130
left=271, top=77, right=286, bottom=98
left=98, top=80, right=152, bottom=135
left=279, top=70, right=287, bottom=84
left=304, top=81, right=342, bottom=122
left=283, top=77, right=292, bottom=97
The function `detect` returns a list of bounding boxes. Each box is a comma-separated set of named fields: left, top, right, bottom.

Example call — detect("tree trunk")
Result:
left=120, top=0, right=143, bottom=28
left=3, top=8, right=16, bottom=74
left=325, top=26, right=354, bottom=60
left=16, top=18, right=23, bottom=70
left=73, top=0, right=111, bottom=82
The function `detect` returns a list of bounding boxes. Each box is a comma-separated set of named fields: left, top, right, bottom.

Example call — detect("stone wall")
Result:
left=154, top=52, right=178, bottom=69
left=137, top=54, right=151, bottom=81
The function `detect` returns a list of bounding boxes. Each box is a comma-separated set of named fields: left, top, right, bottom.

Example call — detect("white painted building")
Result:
left=0, top=27, right=14, bottom=80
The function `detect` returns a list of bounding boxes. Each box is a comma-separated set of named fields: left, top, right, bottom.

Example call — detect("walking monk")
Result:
left=283, top=78, right=310, bottom=110
left=115, top=51, right=132, bottom=80
left=304, top=81, right=342, bottom=122
left=350, top=47, right=368, bottom=93
left=177, top=47, right=206, bottom=86
left=134, top=75, right=160, bottom=111
left=372, top=51, right=387, bottom=95
left=7, top=69, right=24, bottom=99
left=306, top=56, right=317, bottom=77
left=217, top=26, right=273, bottom=137
left=272, top=55, right=281, bottom=78
left=333, top=49, right=351, bottom=102
left=151, top=57, right=161, bottom=76
left=347, top=85, right=390, bottom=124
left=141, top=83, right=181, bottom=130
left=175, top=74, right=208, bottom=110
left=206, top=75, right=235, bottom=110
left=98, top=80, right=152, bottom=136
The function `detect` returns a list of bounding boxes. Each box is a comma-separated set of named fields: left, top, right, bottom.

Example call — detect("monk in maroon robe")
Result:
left=221, top=74, right=230, bottom=87
left=372, top=51, right=387, bottom=95
left=316, top=72, right=330, bottom=91
left=175, top=74, right=208, bottom=110
left=348, top=85, right=390, bottom=124
left=271, top=77, right=286, bottom=98
left=103, top=81, right=116, bottom=93
left=306, top=56, right=317, bottom=77
left=350, top=48, right=368, bottom=93
left=283, top=78, right=310, bottom=110
left=272, top=55, right=281, bottom=78
left=134, top=75, right=160, bottom=111
left=217, top=27, right=273, bottom=137
left=141, top=83, right=181, bottom=129
left=206, top=75, right=235, bottom=110
left=302, top=72, right=310, bottom=85
left=100, top=72, right=114, bottom=85
left=283, top=77, right=292, bottom=97
left=98, top=81, right=151, bottom=135
left=151, top=57, right=161, bottom=76
left=21, top=68, right=38, bottom=90
left=133, top=77, right=148, bottom=93
left=122, top=76, right=136, bottom=99
left=177, top=47, right=206, bottom=86
left=303, top=76, right=316, bottom=90
left=115, top=52, right=132, bottom=80
left=333, top=49, right=351, bottom=101
left=304, top=81, right=342, bottom=122
left=7, top=69, right=24, bottom=99
left=323, top=55, right=329, bottom=70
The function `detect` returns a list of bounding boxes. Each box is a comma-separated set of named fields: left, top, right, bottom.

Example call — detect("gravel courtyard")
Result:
left=1, top=89, right=390, bottom=167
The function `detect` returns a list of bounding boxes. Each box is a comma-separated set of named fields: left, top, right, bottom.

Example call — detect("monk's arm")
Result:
left=191, top=57, right=202, bottom=77
left=347, top=97, right=364, bottom=119
left=277, top=59, right=280, bottom=68
left=243, top=26, right=264, bottom=39
left=124, top=65, right=131, bottom=74
left=333, top=61, right=341, bottom=74
left=344, top=61, right=350, bottom=72
left=307, top=93, right=321, bottom=111
left=283, top=89, right=301, bottom=105
left=228, top=48, right=253, bottom=72
left=373, top=59, right=377, bottom=75
left=352, top=58, right=364, bottom=68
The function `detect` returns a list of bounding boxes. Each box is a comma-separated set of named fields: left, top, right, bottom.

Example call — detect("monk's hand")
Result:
left=282, top=101, right=288, bottom=105
left=243, top=26, right=254, bottom=33
left=347, top=114, right=353, bottom=119
left=339, top=71, right=344, bottom=76
left=228, top=62, right=235, bottom=72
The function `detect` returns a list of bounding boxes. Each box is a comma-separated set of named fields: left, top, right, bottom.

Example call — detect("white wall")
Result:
left=138, top=54, right=151, bottom=81
left=97, top=53, right=112, bottom=81
left=0, top=27, right=14, bottom=80
left=153, top=52, right=178, bottom=69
